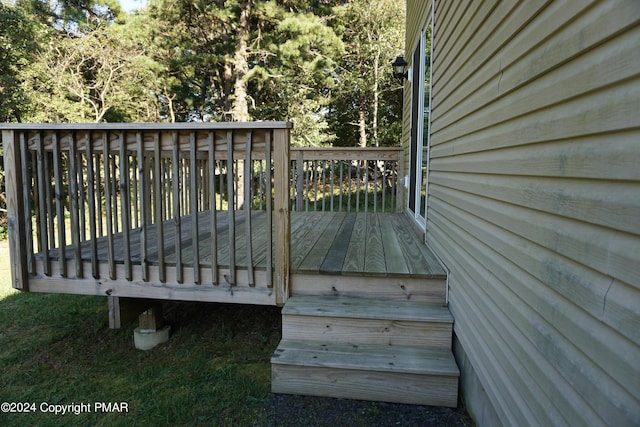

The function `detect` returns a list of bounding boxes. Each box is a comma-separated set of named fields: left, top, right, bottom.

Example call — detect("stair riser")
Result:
left=290, top=274, right=446, bottom=303
left=272, top=364, right=458, bottom=408
left=282, top=315, right=452, bottom=348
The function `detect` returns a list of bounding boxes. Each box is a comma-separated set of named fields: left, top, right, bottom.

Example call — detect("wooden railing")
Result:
left=2, top=123, right=291, bottom=304
left=290, top=147, right=403, bottom=213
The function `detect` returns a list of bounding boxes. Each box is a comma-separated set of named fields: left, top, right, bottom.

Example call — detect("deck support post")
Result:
left=138, top=305, right=164, bottom=331
left=108, top=296, right=158, bottom=329
left=133, top=304, right=170, bottom=350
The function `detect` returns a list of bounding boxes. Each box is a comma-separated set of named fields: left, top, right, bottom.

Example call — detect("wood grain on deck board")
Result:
left=44, top=212, right=445, bottom=279
left=318, top=212, right=356, bottom=274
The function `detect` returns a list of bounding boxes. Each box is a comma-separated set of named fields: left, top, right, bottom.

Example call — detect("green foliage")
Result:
left=248, top=3, right=344, bottom=145
left=3, top=0, right=405, bottom=145
left=328, top=0, right=405, bottom=147
left=15, top=0, right=124, bottom=28
left=28, top=25, right=157, bottom=122
left=0, top=2, right=45, bottom=122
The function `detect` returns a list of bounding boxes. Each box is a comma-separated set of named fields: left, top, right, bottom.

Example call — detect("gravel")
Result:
left=249, top=394, right=475, bottom=427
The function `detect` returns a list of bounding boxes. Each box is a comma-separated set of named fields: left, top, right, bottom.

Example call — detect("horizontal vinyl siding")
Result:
left=426, top=0, right=640, bottom=426
left=406, top=0, right=431, bottom=55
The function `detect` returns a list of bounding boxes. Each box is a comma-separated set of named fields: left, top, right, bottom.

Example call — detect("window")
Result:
left=408, top=24, right=432, bottom=227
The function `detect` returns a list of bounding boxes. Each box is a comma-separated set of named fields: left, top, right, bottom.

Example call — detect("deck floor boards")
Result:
left=46, top=212, right=446, bottom=279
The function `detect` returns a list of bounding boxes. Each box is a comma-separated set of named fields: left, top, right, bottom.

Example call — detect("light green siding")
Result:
left=405, top=0, right=430, bottom=55
left=405, top=0, right=640, bottom=425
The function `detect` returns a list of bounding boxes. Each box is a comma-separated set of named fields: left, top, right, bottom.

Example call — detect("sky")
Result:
left=119, top=0, right=147, bottom=13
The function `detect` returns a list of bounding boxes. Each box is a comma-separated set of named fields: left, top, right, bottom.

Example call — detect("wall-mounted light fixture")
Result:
left=392, top=55, right=408, bottom=82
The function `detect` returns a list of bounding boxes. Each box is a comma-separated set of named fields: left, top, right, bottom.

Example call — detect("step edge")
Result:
left=283, top=297, right=454, bottom=323
left=271, top=340, right=460, bottom=377
left=282, top=312, right=454, bottom=323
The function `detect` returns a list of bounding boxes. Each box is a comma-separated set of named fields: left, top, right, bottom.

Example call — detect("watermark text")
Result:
left=1, top=401, right=129, bottom=415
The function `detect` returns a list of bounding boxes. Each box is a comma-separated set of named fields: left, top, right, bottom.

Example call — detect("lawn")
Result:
left=0, top=240, right=282, bottom=426
left=0, top=242, right=475, bottom=427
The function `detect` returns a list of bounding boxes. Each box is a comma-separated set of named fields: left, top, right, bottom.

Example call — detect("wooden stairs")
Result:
left=271, top=294, right=459, bottom=407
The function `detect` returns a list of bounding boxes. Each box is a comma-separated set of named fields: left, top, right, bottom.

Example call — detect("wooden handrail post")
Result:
left=273, top=127, right=291, bottom=305
left=3, top=130, right=28, bottom=290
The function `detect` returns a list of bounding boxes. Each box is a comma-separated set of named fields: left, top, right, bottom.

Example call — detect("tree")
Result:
left=16, top=0, right=124, bottom=28
left=247, top=2, right=344, bottom=145
left=23, top=20, right=158, bottom=122
left=3, top=0, right=405, bottom=143
left=329, top=0, right=405, bottom=147
left=0, top=1, right=44, bottom=122
left=146, top=0, right=344, bottom=145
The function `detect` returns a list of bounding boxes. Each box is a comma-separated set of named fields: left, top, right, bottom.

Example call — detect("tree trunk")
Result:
left=232, top=0, right=251, bottom=122
left=372, top=50, right=380, bottom=147
left=358, top=108, right=367, bottom=148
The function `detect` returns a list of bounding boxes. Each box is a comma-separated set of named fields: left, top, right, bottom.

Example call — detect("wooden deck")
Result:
left=3, top=124, right=458, bottom=406
left=47, top=211, right=444, bottom=278
left=35, top=211, right=445, bottom=305
left=291, top=212, right=444, bottom=277
left=5, top=124, right=435, bottom=305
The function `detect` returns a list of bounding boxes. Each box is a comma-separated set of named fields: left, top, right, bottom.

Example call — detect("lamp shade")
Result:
left=392, top=55, right=408, bottom=80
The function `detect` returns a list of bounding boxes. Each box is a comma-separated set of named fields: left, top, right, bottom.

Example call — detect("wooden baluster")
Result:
left=103, top=131, right=115, bottom=280
left=347, top=162, right=352, bottom=213
left=172, top=132, right=182, bottom=283
left=296, top=150, right=304, bottom=212
left=155, top=132, right=165, bottom=283
left=244, top=131, right=254, bottom=287
left=132, top=156, right=139, bottom=229
left=119, top=132, right=132, bottom=281
left=190, top=131, right=200, bottom=284
left=51, top=131, right=67, bottom=277
left=305, top=161, right=310, bottom=212
left=43, top=137, right=55, bottom=258
left=382, top=160, right=386, bottom=212
left=85, top=132, right=98, bottom=278
left=265, top=131, right=273, bottom=289
left=258, top=159, right=264, bottom=211
left=218, top=159, right=224, bottom=211
left=226, top=130, right=235, bottom=286
left=364, top=160, right=369, bottom=213
left=339, top=161, right=344, bottom=212
left=208, top=131, right=218, bottom=285
left=330, top=160, right=335, bottom=212
left=373, top=160, right=378, bottom=213
left=394, top=153, right=401, bottom=212
left=78, top=147, right=86, bottom=242
left=321, top=161, right=326, bottom=212
left=68, top=132, right=82, bottom=278
left=96, top=150, right=103, bottom=237
left=137, top=131, right=149, bottom=282
left=111, top=153, right=118, bottom=233
left=19, top=132, right=35, bottom=275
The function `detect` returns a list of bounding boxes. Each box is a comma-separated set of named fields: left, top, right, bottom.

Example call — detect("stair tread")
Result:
left=283, top=296, right=453, bottom=323
left=271, top=339, right=460, bottom=377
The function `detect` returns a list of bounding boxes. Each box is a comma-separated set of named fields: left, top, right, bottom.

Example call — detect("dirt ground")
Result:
left=251, top=394, right=475, bottom=427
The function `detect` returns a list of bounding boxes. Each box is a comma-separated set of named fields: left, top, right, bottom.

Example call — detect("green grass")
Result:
left=0, top=240, right=282, bottom=426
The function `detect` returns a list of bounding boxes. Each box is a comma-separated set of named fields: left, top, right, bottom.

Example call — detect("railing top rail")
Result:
left=291, top=146, right=402, bottom=161
left=0, top=121, right=293, bottom=131
left=291, top=146, right=402, bottom=152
